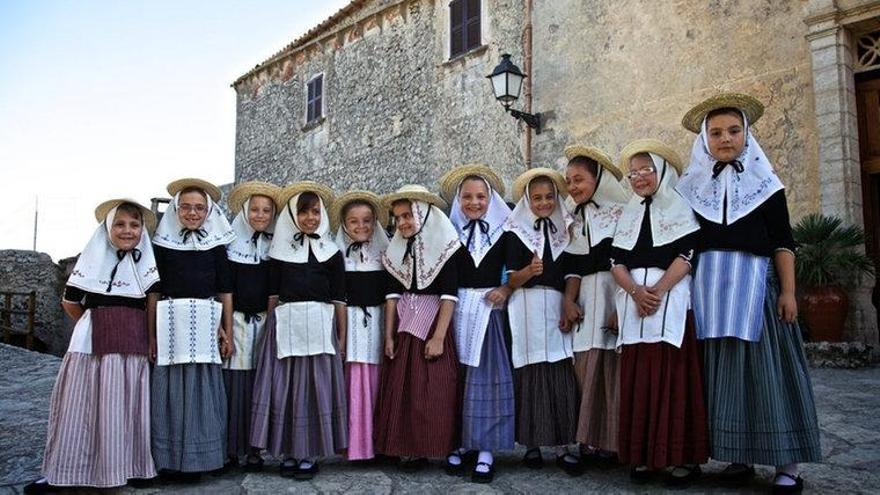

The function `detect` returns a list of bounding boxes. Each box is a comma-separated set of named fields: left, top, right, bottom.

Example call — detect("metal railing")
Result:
left=1, top=291, right=36, bottom=350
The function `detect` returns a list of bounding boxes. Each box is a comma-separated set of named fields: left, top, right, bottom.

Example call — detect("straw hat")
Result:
left=438, top=163, right=506, bottom=203
left=94, top=198, right=157, bottom=232
left=227, top=181, right=281, bottom=214
left=166, top=178, right=222, bottom=203
left=511, top=167, right=568, bottom=202
left=564, top=145, right=623, bottom=180
left=681, top=92, right=764, bottom=133
left=381, top=185, right=447, bottom=210
left=330, top=190, right=389, bottom=230
left=277, top=181, right=336, bottom=211
left=619, top=139, right=685, bottom=175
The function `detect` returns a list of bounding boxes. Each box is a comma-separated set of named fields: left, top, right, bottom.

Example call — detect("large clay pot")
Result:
left=799, top=285, right=848, bottom=342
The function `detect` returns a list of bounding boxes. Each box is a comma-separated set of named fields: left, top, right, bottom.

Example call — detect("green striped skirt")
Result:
left=701, top=271, right=821, bottom=466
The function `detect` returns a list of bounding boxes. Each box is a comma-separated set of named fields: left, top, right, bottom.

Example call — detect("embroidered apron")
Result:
left=156, top=298, right=223, bottom=366
left=615, top=268, right=690, bottom=349
left=573, top=271, right=618, bottom=352
left=453, top=287, right=496, bottom=367
left=508, top=286, right=573, bottom=369
left=222, top=310, right=267, bottom=370
left=274, top=301, right=336, bottom=358
left=346, top=305, right=383, bottom=364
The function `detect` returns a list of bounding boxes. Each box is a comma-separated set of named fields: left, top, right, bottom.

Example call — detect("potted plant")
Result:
left=792, top=213, right=874, bottom=342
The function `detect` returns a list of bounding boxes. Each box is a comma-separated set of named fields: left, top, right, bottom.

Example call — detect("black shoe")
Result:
left=175, top=472, right=201, bottom=484
left=556, top=454, right=584, bottom=477
left=629, top=466, right=654, bottom=484
left=718, top=463, right=755, bottom=486
left=127, top=477, right=157, bottom=489
left=398, top=457, right=428, bottom=473
left=522, top=448, right=543, bottom=469
left=772, top=473, right=804, bottom=494
left=665, top=465, right=702, bottom=488
left=594, top=451, right=619, bottom=470
left=22, top=479, right=57, bottom=494
left=279, top=459, right=299, bottom=478
left=444, top=452, right=465, bottom=476
left=293, top=460, right=319, bottom=481
left=244, top=454, right=264, bottom=473
left=471, top=461, right=495, bottom=484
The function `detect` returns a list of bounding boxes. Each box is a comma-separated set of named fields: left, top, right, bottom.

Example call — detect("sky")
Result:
left=0, top=0, right=350, bottom=260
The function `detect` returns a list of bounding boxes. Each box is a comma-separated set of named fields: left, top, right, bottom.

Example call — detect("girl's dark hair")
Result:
left=706, top=107, right=744, bottom=125
left=115, top=202, right=143, bottom=222
left=567, top=156, right=599, bottom=178
left=461, top=174, right=489, bottom=190
left=391, top=198, right=412, bottom=210
left=529, top=175, right=555, bottom=190
left=179, top=186, right=208, bottom=201
left=341, top=199, right=376, bottom=221
left=296, top=192, right=320, bottom=213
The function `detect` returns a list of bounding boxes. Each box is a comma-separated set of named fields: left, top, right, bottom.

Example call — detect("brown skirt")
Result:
left=574, top=348, right=619, bottom=452
left=515, top=360, right=580, bottom=447
left=618, top=318, right=708, bottom=469
left=373, top=326, right=460, bottom=458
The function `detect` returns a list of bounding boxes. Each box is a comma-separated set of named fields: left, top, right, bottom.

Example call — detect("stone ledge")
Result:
left=805, top=341, right=874, bottom=368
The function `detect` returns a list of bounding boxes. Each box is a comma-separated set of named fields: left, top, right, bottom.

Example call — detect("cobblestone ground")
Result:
left=1, top=343, right=878, bottom=494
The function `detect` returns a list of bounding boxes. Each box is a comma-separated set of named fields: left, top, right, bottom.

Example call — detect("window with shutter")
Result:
left=449, top=0, right=480, bottom=58
left=306, top=74, right=323, bottom=124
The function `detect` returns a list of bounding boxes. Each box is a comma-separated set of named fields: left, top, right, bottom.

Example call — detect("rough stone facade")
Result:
left=0, top=250, right=69, bottom=356
left=233, top=0, right=880, bottom=349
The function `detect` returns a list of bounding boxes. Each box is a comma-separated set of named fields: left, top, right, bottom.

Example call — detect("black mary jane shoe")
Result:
left=522, top=448, right=543, bottom=469
left=556, top=453, right=585, bottom=477
left=398, top=457, right=429, bottom=473
left=244, top=454, right=264, bottom=473
left=594, top=451, right=620, bottom=470
left=771, top=472, right=804, bottom=494
left=629, top=465, right=655, bottom=484
left=718, top=463, right=755, bottom=486
left=293, top=460, right=319, bottom=481
left=279, top=459, right=300, bottom=478
left=471, top=461, right=495, bottom=484
left=664, top=465, right=702, bottom=488
left=444, top=452, right=465, bottom=476
left=22, top=479, right=57, bottom=494
left=127, top=477, right=157, bottom=489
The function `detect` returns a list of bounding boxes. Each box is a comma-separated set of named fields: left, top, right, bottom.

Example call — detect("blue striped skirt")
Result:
left=461, top=310, right=515, bottom=451
left=693, top=250, right=768, bottom=341
left=701, top=269, right=822, bottom=466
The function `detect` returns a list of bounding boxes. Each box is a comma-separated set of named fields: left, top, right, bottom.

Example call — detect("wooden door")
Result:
left=855, top=70, right=880, bottom=311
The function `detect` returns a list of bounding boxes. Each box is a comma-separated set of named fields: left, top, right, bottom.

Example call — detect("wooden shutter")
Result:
left=307, top=75, right=323, bottom=123
left=450, top=0, right=465, bottom=57
left=465, top=0, right=480, bottom=50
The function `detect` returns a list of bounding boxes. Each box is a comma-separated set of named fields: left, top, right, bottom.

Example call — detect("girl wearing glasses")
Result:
left=610, top=140, right=707, bottom=487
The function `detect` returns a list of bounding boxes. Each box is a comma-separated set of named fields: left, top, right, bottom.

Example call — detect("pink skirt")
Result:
left=346, top=362, right=379, bottom=460
left=42, top=352, right=155, bottom=487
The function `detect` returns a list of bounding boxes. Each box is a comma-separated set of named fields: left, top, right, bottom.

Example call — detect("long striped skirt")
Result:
left=41, top=352, right=155, bottom=487
left=249, top=317, right=348, bottom=459
left=151, top=363, right=227, bottom=472
left=618, top=319, right=708, bottom=470
left=515, top=360, right=580, bottom=447
left=461, top=310, right=515, bottom=451
left=346, top=362, right=379, bottom=460
left=701, top=272, right=822, bottom=466
left=374, top=325, right=460, bottom=458
left=574, top=348, right=619, bottom=452
left=223, top=369, right=254, bottom=458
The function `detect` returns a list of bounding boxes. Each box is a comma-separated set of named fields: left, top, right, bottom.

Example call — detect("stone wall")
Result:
left=0, top=250, right=68, bottom=356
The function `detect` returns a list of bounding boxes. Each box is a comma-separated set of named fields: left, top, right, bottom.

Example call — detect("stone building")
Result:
left=232, top=0, right=880, bottom=348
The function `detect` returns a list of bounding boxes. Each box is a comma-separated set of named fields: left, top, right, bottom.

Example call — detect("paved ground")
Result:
left=1, top=343, right=878, bottom=494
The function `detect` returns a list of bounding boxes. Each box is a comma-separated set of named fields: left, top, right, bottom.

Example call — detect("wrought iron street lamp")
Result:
left=487, top=53, right=541, bottom=134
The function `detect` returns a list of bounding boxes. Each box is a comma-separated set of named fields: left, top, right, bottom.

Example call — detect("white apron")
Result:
left=222, top=310, right=267, bottom=370
left=346, top=305, right=383, bottom=364
left=615, top=268, right=690, bottom=349
left=274, top=301, right=336, bottom=358
left=508, top=286, right=573, bottom=369
left=573, top=271, right=618, bottom=352
left=156, top=298, right=223, bottom=366
left=67, top=309, right=93, bottom=354
left=453, top=287, right=496, bottom=367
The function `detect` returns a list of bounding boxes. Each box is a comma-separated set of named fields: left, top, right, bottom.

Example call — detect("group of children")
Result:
left=27, top=93, right=820, bottom=494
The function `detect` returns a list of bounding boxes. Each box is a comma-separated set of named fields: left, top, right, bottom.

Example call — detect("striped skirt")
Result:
left=346, top=362, right=379, bottom=460
left=618, top=319, right=708, bottom=470
left=249, top=316, right=348, bottom=459
left=515, top=360, right=580, bottom=447
left=223, top=369, right=254, bottom=458
left=151, top=363, right=227, bottom=472
left=374, top=322, right=460, bottom=458
left=42, top=352, right=155, bottom=487
left=701, top=272, right=822, bottom=466
left=461, top=310, right=515, bottom=451
left=574, top=348, right=619, bottom=452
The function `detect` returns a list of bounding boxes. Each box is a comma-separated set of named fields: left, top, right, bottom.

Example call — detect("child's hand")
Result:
left=777, top=292, right=798, bottom=323
left=149, top=337, right=157, bottom=363
left=485, top=285, right=511, bottom=306
left=604, top=311, right=619, bottom=335
left=560, top=299, right=583, bottom=332
left=337, top=337, right=347, bottom=359
left=385, top=338, right=396, bottom=360
left=424, top=337, right=444, bottom=360
left=528, top=250, right=544, bottom=277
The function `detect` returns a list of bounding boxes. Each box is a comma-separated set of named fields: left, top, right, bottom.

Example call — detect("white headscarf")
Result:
left=383, top=200, right=460, bottom=289
left=67, top=205, right=160, bottom=298
left=153, top=192, right=235, bottom=251
left=565, top=166, right=630, bottom=256
left=676, top=112, right=784, bottom=225
left=449, top=177, right=511, bottom=267
left=335, top=220, right=390, bottom=272
left=269, top=193, right=339, bottom=263
left=503, top=180, right=574, bottom=261
left=613, top=153, right=701, bottom=250
left=226, top=198, right=276, bottom=265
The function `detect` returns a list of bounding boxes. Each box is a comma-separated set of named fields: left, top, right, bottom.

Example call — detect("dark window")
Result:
left=450, top=0, right=480, bottom=58
left=306, top=75, right=323, bottom=123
